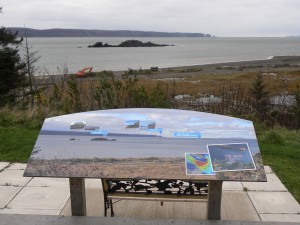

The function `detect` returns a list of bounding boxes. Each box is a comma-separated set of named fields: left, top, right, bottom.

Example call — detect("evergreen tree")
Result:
left=0, top=26, right=26, bottom=106
left=23, top=35, right=41, bottom=106
left=250, top=72, right=269, bottom=120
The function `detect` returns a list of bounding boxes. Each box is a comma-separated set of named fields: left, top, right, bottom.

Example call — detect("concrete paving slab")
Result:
left=221, top=191, right=260, bottom=221
left=0, top=186, right=22, bottom=208
left=0, top=208, right=62, bottom=215
left=7, top=163, right=27, bottom=170
left=112, top=200, right=207, bottom=220
left=3, top=215, right=300, bottom=225
left=223, top=182, right=244, bottom=191
left=85, top=179, right=102, bottom=189
left=61, top=188, right=104, bottom=216
left=0, top=162, right=10, bottom=171
left=27, top=177, right=69, bottom=188
left=260, top=214, right=300, bottom=222
left=0, top=170, right=32, bottom=186
left=7, top=187, right=70, bottom=210
left=242, top=174, right=287, bottom=191
left=248, top=191, right=300, bottom=214
left=264, top=166, right=273, bottom=173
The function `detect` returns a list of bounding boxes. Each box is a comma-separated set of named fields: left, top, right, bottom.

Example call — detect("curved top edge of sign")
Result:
left=45, top=108, right=252, bottom=123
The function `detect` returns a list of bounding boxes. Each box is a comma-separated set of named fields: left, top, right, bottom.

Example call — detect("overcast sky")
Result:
left=1, top=0, right=300, bottom=37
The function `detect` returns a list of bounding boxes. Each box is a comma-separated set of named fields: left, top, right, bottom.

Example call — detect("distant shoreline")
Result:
left=35, top=55, right=300, bottom=80
left=9, top=27, right=212, bottom=38
left=110, top=55, right=300, bottom=78
left=158, top=55, right=300, bottom=71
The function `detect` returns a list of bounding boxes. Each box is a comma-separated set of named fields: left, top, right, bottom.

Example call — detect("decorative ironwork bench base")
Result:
left=102, top=179, right=209, bottom=217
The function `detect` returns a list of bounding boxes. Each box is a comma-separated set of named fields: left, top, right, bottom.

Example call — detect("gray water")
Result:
left=23, top=37, right=300, bottom=74
left=33, top=135, right=259, bottom=160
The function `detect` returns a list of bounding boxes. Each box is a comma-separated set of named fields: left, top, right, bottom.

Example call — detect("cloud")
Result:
left=1, top=0, right=300, bottom=36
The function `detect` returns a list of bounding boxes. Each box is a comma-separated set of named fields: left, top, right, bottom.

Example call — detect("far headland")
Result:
left=8, top=27, right=213, bottom=38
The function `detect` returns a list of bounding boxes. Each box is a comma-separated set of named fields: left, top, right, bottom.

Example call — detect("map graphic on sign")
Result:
left=185, top=153, right=214, bottom=175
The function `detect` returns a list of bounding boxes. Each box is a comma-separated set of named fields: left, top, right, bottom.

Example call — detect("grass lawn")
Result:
left=258, top=129, right=300, bottom=203
left=0, top=126, right=39, bottom=163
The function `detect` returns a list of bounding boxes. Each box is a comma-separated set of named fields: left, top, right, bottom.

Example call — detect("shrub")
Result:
left=261, top=130, right=286, bottom=145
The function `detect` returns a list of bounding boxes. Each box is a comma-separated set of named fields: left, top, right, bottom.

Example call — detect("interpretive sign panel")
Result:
left=24, top=108, right=266, bottom=181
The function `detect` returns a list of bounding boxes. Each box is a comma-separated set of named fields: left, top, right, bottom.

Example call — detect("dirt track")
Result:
left=119, top=56, right=300, bottom=80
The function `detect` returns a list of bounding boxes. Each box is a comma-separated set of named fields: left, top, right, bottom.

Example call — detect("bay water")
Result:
left=24, top=37, right=300, bottom=74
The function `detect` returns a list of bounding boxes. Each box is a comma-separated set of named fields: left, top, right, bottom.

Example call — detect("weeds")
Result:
left=261, top=130, right=286, bottom=145
left=166, top=67, right=202, bottom=73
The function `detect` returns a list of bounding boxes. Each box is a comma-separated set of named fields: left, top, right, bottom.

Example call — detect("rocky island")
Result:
left=88, top=40, right=172, bottom=48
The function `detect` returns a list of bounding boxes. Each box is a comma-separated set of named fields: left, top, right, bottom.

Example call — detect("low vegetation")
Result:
left=0, top=125, right=38, bottom=162
left=0, top=107, right=40, bottom=162
left=258, top=128, right=300, bottom=203
left=166, top=67, right=202, bottom=73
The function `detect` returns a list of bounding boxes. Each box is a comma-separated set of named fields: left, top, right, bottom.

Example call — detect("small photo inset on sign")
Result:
left=84, top=126, right=99, bottom=130
left=139, top=121, right=156, bottom=130
left=207, top=143, right=256, bottom=172
left=70, top=121, right=86, bottom=129
left=125, top=120, right=140, bottom=128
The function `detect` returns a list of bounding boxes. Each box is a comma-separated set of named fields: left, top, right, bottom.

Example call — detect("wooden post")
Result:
left=69, top=178, right=86, bottom=216
left=207, top=181, right=223, bottom=220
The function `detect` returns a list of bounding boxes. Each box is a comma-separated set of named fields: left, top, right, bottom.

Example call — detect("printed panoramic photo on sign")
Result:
left=24, top=109, right=266, bottom=181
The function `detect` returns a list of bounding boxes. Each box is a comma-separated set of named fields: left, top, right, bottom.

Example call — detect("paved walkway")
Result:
left=0, top=162, right=299, bottom=222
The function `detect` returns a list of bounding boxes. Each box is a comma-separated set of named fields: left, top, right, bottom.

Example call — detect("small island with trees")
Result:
left=88, top=40, right=173, bottom=48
